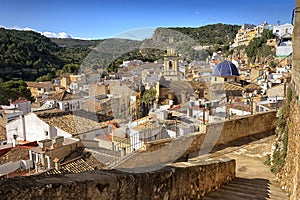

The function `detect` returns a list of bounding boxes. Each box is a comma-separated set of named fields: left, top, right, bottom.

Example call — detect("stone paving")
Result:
left=190, top=135, right=290, bottom=199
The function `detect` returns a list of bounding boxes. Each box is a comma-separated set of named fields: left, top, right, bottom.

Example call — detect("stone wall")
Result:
left=145, top=111, right=276, bottom=155
left=114, top=111, right=276, bottom=170
left=292, top=1, right=300, bottom=97
left=278, top=100, right=300, bottom=199
left=280, top=1, right=300, bottom=198
left=0, top=159, right=235, bottom=200
left=212, top=111, right=276, bottom=145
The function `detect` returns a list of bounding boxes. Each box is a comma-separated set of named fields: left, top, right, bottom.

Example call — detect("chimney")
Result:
left=38, top=139, right=52, bottom=150
left=20, top=115, right=26, bottom=141
left=53, top=158, right=60, bottom=171
left=52, top=136, right=64, bottom=148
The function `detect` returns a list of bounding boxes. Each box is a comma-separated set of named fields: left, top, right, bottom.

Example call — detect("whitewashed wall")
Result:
left=6, top=113, right=72, bottom=143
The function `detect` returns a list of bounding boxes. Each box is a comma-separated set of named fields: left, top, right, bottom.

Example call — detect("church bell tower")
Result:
left=163, top=37, right=181, bottom=81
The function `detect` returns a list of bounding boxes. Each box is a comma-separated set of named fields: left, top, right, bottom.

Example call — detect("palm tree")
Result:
left=141, top=88, right=156, bottom=116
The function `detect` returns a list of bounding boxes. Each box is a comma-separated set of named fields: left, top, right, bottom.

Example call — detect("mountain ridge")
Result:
left=0, top=23, right=240, bottom=81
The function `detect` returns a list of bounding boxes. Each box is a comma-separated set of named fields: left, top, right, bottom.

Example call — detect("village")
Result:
left=0, top=22, right=294, bottom=178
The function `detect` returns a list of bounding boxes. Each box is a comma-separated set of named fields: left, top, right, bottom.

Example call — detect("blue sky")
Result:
left=0, top=0, right=295, bottom=39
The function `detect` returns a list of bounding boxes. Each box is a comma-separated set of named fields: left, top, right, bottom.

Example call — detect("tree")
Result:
left=62, top=63, right=80, bottom=74
left=0, top=80, right=34, bottom=104
left=245, top=29, right=275, bottom=64
left=141, top=88, right=157, bottom=116
left=0, top=80, right=9, bottom=105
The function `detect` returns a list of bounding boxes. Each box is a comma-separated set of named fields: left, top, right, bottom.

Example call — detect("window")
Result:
left=45, top=131, right=49, bottom=136
left=109, top=125, right=113, bottom=134
left=126, top=128, right=130, bottom=138
left=169, top=61, right=173, bottom=70
left=65, top=102, right=69, bottom=111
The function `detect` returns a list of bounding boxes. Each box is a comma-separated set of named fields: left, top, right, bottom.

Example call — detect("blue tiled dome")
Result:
left=212, top=60, right=239, bottom=77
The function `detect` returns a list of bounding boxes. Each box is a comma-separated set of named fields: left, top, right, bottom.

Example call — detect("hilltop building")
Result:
left=162, top=38, right=181, bottom=81
left=234, top=22, right=273, bottom=46
left=272, top=23, right=294, bottom=37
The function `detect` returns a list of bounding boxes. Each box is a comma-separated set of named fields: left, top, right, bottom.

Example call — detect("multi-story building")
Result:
left=234, top=22, right=273, bottom=46
left=273, top=23, right=294, bottom=37
left=26, top=81, right=54, bottom=99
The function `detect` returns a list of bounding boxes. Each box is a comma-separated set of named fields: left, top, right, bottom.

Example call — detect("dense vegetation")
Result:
left=168, top=23, right=240, bottom=46
left=50, top=38, right=102, bottom=48
left=0, top=24, right=240, bottom=81
left=0, top=29, right=104, bottom=82
left=0, top=28, right=64, bottom=81
left=0, top=80, right=34, bottom=105
left=244, top=29, right=275, bottom=64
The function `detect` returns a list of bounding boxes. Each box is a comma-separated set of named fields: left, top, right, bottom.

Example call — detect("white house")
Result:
left=6, top=112, right=71, bottom=144
left=276, top=33, right=293, bottom=57
left=6, top=109, right=109, bottom=145
left=43, top=90, right=83, bottom=111
left=273, top=23, right=294, bottom=37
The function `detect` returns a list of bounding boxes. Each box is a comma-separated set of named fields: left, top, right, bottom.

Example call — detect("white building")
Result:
left=273, top=23, right=294, bottom=37
left=6, top=109, right=109, bottom=144
left=43, top=90, right=83, bottom=111
left=6, top=111, right=71, bottom=144
left=276, top=33, right=293, bottom=57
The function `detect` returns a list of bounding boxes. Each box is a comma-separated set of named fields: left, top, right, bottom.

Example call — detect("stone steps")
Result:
left=203, top=177, right=289, bottom=200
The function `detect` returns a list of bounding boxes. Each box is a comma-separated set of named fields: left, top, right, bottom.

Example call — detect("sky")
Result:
left=0, top=0, right=296, bottom=40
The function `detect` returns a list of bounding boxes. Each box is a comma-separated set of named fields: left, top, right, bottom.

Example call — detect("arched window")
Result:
left=169, top=61, right=173, bottom=70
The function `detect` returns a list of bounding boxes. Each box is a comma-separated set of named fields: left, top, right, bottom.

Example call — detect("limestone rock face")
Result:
left=277, top=100, right=300, bottom=199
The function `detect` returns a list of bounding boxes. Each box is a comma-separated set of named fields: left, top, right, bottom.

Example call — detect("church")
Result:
left=155, top=41, right=195, bottom=106
left=162, top=45, right=181, bottom=81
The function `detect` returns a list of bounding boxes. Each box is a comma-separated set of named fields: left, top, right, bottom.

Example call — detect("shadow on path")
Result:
left=203, top=177, right=271, bottom=200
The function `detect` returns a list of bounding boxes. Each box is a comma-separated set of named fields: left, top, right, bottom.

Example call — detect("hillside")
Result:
left=0, top=28, right=64, bottom=81
left=50, top=38, right=103, bottom=48
left=0, top=24, right=240, bottom=81
left=168, top=23, right=240, bottom=45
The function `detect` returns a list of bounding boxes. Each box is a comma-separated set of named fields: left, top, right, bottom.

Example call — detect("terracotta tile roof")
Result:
left=43, top=158, right=94, bottom=175
left=10, top=99, right=30, bottom=104
left=0, top=125, right=6, bottom=141
left=36, top=109, right=112, bottom=135
left=210, top=82, right=244, bottom=91
left=0, top=147, right=29, bottom=165
left=46, top=90, right=82, bottom=101
left=26, top=81, right=53, bottom=89
left=244, top=83, right=261, bottom=91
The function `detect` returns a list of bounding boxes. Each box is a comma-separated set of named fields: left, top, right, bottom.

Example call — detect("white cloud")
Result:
left=42, top=31, right=72, bottom=39
left=0, top=25, right=73, bottom=39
